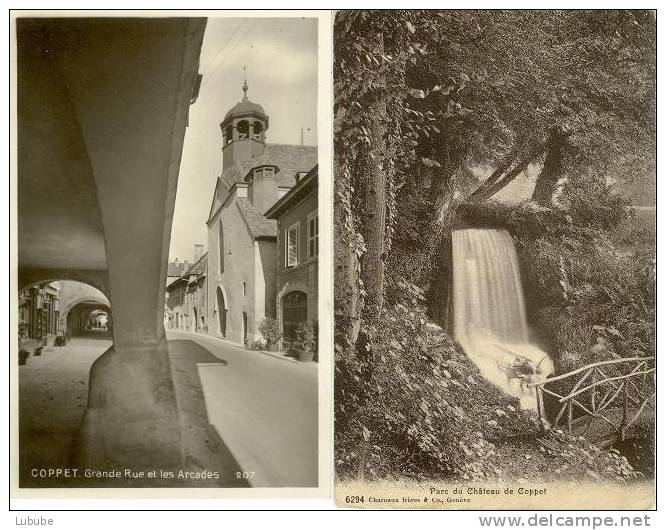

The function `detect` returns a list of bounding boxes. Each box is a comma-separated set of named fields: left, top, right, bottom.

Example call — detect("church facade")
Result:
left=203, top=81, right=317, bottom=346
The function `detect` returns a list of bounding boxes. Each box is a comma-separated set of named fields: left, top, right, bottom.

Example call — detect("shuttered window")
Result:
left=307, top=211, right=318, bottom=259
left=285, top=222, right=299, bottom=267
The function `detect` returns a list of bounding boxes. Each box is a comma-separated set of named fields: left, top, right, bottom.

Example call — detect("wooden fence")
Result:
left=530, top=356, right=655, bottom=442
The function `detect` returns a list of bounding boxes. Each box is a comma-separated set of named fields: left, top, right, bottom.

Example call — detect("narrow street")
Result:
left=167, top=331, right=318, bottom=488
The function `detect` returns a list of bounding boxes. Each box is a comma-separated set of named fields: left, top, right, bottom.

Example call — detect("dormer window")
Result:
left=253, top=167, right=275, bottom=180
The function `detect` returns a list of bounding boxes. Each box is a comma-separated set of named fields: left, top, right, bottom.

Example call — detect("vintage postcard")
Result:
left=10, top=9, right=333, bottom=499
left=333, top=10, right=656, bottom=509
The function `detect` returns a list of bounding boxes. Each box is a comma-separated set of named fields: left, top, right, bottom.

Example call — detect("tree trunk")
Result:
left=359, top=36, right=388, bottom=327
left=532, top=126, right=572, bottom=206
left=333, top=157, right=363, bottom=357
left=464, top=147, right=519, bottom=203
left=467, top=142, right=546, bottom=204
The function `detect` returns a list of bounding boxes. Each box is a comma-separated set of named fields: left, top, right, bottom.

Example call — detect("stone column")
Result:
left=44, top=18, right=207, bottom=472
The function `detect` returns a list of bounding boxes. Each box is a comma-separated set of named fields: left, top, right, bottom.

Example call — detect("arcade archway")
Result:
left=18, top=279, right=113, bottom=487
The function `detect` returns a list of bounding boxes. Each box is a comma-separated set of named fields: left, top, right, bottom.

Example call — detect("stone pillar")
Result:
left=50, top=18, right=208, bottom=472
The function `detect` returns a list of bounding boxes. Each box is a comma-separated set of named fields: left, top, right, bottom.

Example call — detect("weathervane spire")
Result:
left=242, top=66, right=248, bottom=101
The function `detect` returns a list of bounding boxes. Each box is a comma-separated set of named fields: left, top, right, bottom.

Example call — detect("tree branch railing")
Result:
left=529, top=356, right=655, bottom=441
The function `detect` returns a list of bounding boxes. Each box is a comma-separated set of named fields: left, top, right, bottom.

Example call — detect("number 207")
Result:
left=236, top=471, right=255, bottom=479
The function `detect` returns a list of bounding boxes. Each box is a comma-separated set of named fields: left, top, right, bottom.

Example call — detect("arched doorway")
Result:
left=282, top=291, right=307, bottom=345
left=216, top=287, right=227, bottom=338
left=242, top=312, right=248, bottom=345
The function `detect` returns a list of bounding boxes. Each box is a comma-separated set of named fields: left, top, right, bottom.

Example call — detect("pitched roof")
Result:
left=236, top=198, right=277, bottom=239
left=166, top=252, right=207, bottom=291
left=231, top=143, right=317, bottom=188
left=185, top=251, right=207, bottom=276
left=167, top=261, right=189, bottom=277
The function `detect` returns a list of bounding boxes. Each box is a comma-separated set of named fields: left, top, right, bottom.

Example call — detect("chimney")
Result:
left=194, top=243, right=204, bottom=262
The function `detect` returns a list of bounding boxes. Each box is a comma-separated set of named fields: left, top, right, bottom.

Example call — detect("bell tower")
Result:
left=220, top=70, right=268, bottom=171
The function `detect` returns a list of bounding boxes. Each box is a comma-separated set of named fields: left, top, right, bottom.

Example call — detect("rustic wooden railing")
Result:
left=530, top=356, right=655, bottom=442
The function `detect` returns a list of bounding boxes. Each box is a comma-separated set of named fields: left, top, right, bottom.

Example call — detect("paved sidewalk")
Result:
left=19, top=337, right=111, bottom=487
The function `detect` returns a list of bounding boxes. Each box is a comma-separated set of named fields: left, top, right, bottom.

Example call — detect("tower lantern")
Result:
left=220, top=69, right=268, bottom=170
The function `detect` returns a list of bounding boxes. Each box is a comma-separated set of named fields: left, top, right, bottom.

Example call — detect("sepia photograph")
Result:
left=6, top=4, right=661, bottom=521
left=12, top=12, right=323, bottom=492
left=333, top=10, right=656, bottom=509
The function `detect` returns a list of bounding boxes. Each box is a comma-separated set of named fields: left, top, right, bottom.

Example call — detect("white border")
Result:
left=6, top=8, right=334, bottom=507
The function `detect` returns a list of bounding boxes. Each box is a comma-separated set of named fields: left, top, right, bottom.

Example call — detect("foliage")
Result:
left=488, top=430, right=639, bottom=483
left=249, top=340, right=267, bottom=351
left=336, top=278, right=539, bottom=481
left=335, top=279, right=639, bottom=483
left=258, top=317, right=282, bottom=346
left=295, top=321, right=318, bottom=353
left=409, top=10, right=655, bottom=192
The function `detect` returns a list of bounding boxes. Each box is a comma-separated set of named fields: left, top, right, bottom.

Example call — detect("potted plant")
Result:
left=259, top=317, right=282, bottom=352
left=18, top=349, right=29, bottom=366
left=295, top=321, right=317, bottom=362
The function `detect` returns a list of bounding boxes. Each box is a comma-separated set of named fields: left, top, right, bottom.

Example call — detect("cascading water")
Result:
left=451, top=228, right=554, bottom=410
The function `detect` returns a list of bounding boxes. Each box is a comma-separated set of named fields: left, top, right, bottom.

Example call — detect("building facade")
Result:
left=165, top=249, right=207, bottom=333
left=18, top=280, right=111, bottom=346
left=204, top=82, right=317, bottom=346
left=166, top=258, right=190, bottom=287
left=18, top=283, right=60, bottom=343
left=265, top=166, right=318, bottom=348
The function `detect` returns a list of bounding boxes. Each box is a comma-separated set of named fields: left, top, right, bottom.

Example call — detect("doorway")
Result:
left=282, top=291, right=307, bottom=345
left=216, top=287, right=227, bottom=337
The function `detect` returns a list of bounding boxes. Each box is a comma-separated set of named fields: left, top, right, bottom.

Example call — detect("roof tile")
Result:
left=236, top=198, right=277, bottom=239
left=228, top=143, right=317, bottom=187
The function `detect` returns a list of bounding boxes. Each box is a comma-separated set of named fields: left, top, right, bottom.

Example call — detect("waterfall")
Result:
left=451, top=228, right=554, bottom=410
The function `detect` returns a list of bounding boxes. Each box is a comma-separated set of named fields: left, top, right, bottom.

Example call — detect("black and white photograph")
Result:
left=13, top=12, right=322, bottom=491
left=333, top=9, right=656, bottom=509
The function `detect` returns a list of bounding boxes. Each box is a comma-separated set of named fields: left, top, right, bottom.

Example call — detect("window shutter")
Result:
left=307, top=213, right=319, bottom=258
left=287, top=225, right=298, bottom=267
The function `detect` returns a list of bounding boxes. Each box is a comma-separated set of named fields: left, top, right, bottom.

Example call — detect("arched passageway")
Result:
left=66, top=302, right=111, bottom=339
left=16, top=16, right=207, bottom=482
left=18, top=279, right=113, bottom=486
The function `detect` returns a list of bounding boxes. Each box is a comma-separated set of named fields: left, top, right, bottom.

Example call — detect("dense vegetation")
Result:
left=334, top=10, right=655, bottom=482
